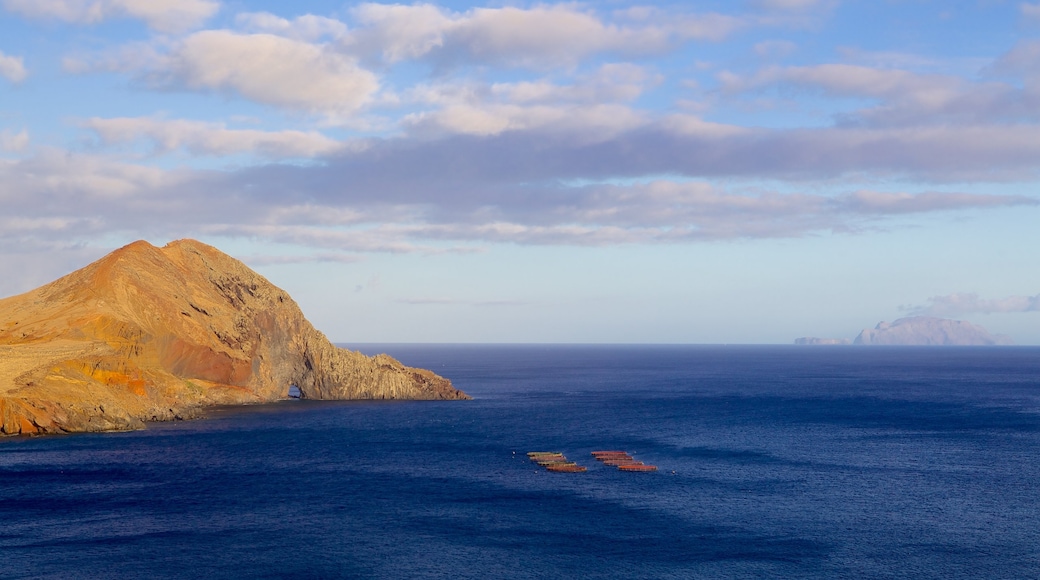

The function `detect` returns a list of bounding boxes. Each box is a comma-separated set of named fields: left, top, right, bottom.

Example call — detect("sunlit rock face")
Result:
left=0, top=239, right=467, bottom=436
left=853, top=316, right=1014, bottom=346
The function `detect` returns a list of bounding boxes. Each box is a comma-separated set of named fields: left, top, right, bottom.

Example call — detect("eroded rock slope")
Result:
left=0, top=240, right=467, bottom=435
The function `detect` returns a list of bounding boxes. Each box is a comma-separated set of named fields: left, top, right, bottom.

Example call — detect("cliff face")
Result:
left=0, top=240, right=468, bottom=436
left=853, top=316, right=1013, bottom=346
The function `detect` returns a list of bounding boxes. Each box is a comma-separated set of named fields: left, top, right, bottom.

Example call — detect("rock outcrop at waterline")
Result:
left=0, top=240, right=468, bottom=436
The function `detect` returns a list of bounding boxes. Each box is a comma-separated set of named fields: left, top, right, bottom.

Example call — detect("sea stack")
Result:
left=0, top=239, right=468, bottom=436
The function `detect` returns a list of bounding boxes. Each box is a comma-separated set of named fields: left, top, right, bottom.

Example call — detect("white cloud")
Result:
left=404, top=102, right=647, bottom=138
left=2, top=0, right=218, bottom=33
left=239, top=253, right=363, bottom=266
left=349, top=3, right=454, bottom=62
left=752, top=0, right=830, bottom=9
left=399, top=65, right=655, bottom=138
left=235, top=12, right=348, bottom=41
left=909, top=292, right=1040, bottom=316
left=82, top=117, right=345, bottom=158
left=345, top=3, right=743, bottom=67
left=396, top=297, right=526, bottom=306
left=0, top=51, right=27, bottom=83
left=5, top=136, right=1033, bottom=256
left=0, top=148, right=176, bottom=203
left=723, top=64, right=961, bottom=104
left=989, top=39, right=1040, bottom=79
left=720, top=62, right=1040, bottom=126
left=148, top=31, right=379, bottom=116
left=1022, top=3, right=1040, bottom=20
left=1, top=129, right=29, bottom=152
left=754, top=40, right=797, bottom=59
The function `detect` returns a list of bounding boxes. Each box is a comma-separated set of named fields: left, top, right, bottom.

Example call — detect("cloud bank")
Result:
left=2, top=0, right=219, bottom=32
left=1, top=1, right=1038, bottom=265
left=908, top=293, right=1040, bottom=316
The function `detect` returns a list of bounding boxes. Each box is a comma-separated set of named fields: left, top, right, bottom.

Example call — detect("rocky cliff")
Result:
left=853, top=316, right=1013, bottom=346
left=0, top=240, right=468, bottom=436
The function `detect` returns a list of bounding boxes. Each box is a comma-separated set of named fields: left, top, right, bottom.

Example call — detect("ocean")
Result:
left=2, top=345, right=1039, bottom=579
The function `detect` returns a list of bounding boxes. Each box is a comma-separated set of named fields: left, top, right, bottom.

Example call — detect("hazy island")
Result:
left=796, top=316, right=1014, bottom=346
left=794, top=318, right=1015, bottom=345
left=0, top=240, right=468, bottom=436
left=853, top=316, right=1014, bottom=346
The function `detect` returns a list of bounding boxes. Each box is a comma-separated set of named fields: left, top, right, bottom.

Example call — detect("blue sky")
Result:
left=2, top=0, right=1039, bottom=343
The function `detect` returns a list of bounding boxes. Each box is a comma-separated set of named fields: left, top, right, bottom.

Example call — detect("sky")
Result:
left=1, top=0, right=1039, bottom=344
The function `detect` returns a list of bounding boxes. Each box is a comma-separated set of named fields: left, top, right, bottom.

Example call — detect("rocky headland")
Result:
left=0, top=240, right=468, bottom=436
left=853, top=316, right=1014, bottom=346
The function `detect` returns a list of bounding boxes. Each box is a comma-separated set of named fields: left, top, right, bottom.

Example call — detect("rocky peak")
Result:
left=1, top=239, right=468, bottom=436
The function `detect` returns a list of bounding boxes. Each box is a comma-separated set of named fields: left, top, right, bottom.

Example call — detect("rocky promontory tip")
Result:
left=1, top=239, right=468, bottom=436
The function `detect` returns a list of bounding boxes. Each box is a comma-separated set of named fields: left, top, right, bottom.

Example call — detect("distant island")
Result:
left=853, top=316, right=1013, bottom=346
left=0, top=240, right=468, bottom=436
left=795, top=315, right=1014, bottom=346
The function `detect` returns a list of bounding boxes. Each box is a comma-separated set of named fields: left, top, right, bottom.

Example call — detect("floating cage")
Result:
left=618, top=464, right=658, bottom=472
left=546, top=464, right=587, bottom=473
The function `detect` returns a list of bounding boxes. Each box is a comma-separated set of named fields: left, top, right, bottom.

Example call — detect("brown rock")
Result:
left=0, top=239, right=468, bottom=436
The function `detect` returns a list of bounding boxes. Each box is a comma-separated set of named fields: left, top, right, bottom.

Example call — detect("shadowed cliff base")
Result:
left=0, top=239, right=468, bottom=436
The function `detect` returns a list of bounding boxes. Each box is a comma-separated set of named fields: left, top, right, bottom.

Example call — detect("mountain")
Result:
left=0, top=240, right=468, bottom=436
left=853, top=316, right=1014, bottom=346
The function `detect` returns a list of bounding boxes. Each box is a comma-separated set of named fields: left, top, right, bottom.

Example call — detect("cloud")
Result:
left=403, top=100, right=646, bottom=139
left=0, top=148, right=176, bottom=204
left=0, top=51, right=27, bottom=83
left=81, top=117, right=345, bottom=158
left=1, top=129, right=29, bottom=152
left=5, top=137, right=1033, bottom=258
left=396, top=64, right=656, bottom=138
left=234, top=12, right=348, bottom=41
left=264, top=119, right=1040, bottom=186
left=908, top=293, right=1040, bottom=316
left=1022, top=3, right=1040, bottom=21
left=135, top=31, right=378, bottom=116
left=238, top=253, right=363, bottom=266
left=723, top=64, right=958, bottom=100
left=2, top=0, right=219, bottom=33
left=721, top=62, right=1040, bottom=125
left=754, top=40, right=797, bottom=59
left=988, top=39, right=1040, bottom=79
left=834, top=191, right=1031, bottom=214
left=751, top=0, right=831, bottom=9
left=397, top=297, right=527, bottom=306
left=344, top=3, right=743, bottom=67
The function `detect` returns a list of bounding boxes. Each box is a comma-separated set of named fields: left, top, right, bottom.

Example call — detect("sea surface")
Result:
left=2, top=345, right=1039, bottom=579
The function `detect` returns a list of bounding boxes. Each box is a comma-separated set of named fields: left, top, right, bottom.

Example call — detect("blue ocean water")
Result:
left=2, top=345, right=1039, bottom=579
